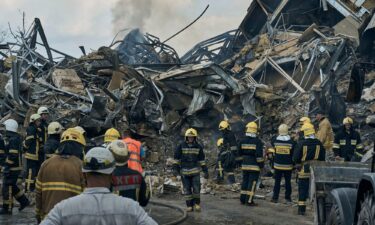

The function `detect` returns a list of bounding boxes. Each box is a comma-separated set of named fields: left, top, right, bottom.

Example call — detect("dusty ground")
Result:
left=0, top=176, right=314, bottom=225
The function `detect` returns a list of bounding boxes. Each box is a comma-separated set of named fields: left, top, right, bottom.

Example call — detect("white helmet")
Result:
left=48, top=122, right=64, bottom=135
left=30, top=114, right=41, bottom=123
left=74, top=126, right=86, bottom=135
left=37, top=106, right=49, bottom=115
left=82, top=147, right=115, bottom=174
left=3, top=119, right=18, bottom=132
left=107, top=140, right=128, bottom=166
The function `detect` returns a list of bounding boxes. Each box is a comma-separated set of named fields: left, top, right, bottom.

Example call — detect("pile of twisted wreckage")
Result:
left=0, top=0, right=375, bottom=169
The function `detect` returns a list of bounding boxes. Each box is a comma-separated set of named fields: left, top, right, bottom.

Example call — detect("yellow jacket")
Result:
left=316, top=118, right=334, bottom=150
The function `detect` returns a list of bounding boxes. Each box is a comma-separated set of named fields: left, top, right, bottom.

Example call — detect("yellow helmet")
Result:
left=301, top=123, right=315, bottom=136
left=48, top=122, right=64, bottom=135
left=185, top=128, right=198, bottom=137
left=343, top=117, right=353, bottom=125
left=278, top=124, right=289, bottom=135
left=217, top=138, right=224, bottom=147
left=299, top=117, right=311, bottom=125
left=104, top=128, right=121, bottom=143
left=246, top=122, right=258, bottom=134
left=61, top=128, right=86, bottom=146
left=219, top=120, right=230, bottom=131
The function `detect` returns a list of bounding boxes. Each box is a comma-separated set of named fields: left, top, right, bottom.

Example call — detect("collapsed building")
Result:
left=0, top=0, right=375, bottom=174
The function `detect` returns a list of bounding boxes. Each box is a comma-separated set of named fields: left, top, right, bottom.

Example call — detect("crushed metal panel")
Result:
left=52, top=69, right=85, bottom=94
left=186, top=89, right=210, bottom=116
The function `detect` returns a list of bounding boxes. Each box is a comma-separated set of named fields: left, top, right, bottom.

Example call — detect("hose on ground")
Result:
left=149, top=200, right=187, bottom=225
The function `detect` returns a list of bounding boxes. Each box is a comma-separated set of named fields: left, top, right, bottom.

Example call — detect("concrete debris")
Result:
left=1, top=0, right=375, bottom=196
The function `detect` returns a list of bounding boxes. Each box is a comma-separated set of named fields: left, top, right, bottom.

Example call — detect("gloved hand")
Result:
left=203, top=172, right=209, bottom=179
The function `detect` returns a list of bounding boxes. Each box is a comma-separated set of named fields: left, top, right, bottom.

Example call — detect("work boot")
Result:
left=271, top=198, right=278, bottom=203
left=0, top=208, right=12, bottom=215
left=19, top=198, right=30, bottom=211
left=247, top=201, right=258, bottom=207
left=26, top=192, right=36, bottom=206
left=194, top=204, right=201, bottom=212
left=186, top=207, right=193, bottom=212
left=298, top=206, right=306, bottom=215
left=285, top=198, right=292, bottom=205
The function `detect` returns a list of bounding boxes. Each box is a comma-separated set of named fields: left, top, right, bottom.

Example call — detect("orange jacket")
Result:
left=123, top=137, right=143, bottom=174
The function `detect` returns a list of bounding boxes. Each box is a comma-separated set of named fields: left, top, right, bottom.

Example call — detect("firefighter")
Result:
left=108, top=140, right=150, bottom=206
left=293, top=123, right=325, bottom=215
left=40, top=147, right=157, bottom=225
left=238, top=122, right=264, bottom=206
left=270, top=124, right=295, bottom=203
left=44, top=122, right=64, bottom=159
left=218, top=120, right=237, bottom=184
left=333, top=117, right=364, bottom=162
left=123, top=128, right=144, bottom=174
left=0, top=119, right=30, bottom=214
left=24, top=114, right=43, bottom=195
left=173, top=128, right=208, bottom=212
left=297, top=117, right=311, bottom=141
left=37, top=106, right=50, bottom=148
left=36, top=128, right=85, bottom=223
left=315, top=111, right=334, bottom=161
left=216, top=138, right=236, bottom=187
left=74, top=126, right=95, bottom=154
left=103, top=128, right=121, bottom=148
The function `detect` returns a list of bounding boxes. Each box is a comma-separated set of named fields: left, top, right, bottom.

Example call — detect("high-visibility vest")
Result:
left=123, top=137, right=143, bottom=174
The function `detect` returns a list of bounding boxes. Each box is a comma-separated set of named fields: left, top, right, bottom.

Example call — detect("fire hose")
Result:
left=149, top=200, right=187, bottom=225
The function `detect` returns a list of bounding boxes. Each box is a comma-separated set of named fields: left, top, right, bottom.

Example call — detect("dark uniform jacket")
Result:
left=44, top=135, right=60, bottom=159
left=3, top=131, right=23, bottom=173
left=293, top=138, right=325, bottom=179
left=0, top=135, right=5, bottom=166
left=174, top=141, right=208, bottom=176
left=238, top=136, right=264, bottom=171
left=271, top=136, right=295, bottom=171
left=24, top=123, right=41, bottom=161
left=222, top=130, right=237, bottom=152
left=112, top=165, right=150, bottom=207
left=333, top=127, right=363, bottom=161
left=40, top=120, right=48, bottom=147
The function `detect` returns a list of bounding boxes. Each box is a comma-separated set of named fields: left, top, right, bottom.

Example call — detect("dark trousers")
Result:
left=272, top=169, right=292, bottom=200
left=2, top=172, right=28, bottom=211
left=181, top=174, right=201, bottom=207
left=25, top=159, right=41, bottom=192
left=217, top=161, right=236, bottom=184
left=240, top=171, right=259, bottom=204
left=298, top=178, right=310, bottom=212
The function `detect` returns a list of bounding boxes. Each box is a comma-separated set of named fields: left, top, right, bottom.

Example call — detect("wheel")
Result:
left=357, top=192, right=375, bottom=225
left=327, top=204, right=343, bottom=225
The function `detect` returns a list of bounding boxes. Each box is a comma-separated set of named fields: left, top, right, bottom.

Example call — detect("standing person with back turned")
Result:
left=294, top=123, right=325, bottom=215
left=218, top=120, right=237, bottom=185
left=123, top=127, right=144, bottom=175
left=173, top=128, right=208, bottom=212
left=36, top=128, right=86, bottom=223
left=44, top=122, right=64, bottom=159
left=315, top=111, right=334, bottom=161
left=0, top=119, right=30, bottom=214
left=270, top=124, right=295, bottom=203
left=108, top=140, right=150, bottom=206
left=40, top=147, right=157, bottom=225
left=238, top=122, right=264, bottom=206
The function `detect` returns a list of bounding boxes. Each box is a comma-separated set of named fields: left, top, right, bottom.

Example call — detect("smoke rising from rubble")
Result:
left=111, top=0, right=249, bottom=54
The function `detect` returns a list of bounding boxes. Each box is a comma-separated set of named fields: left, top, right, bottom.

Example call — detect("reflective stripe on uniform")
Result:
left=298, top=201, right=306, bottom=206
left=274, top=163, right=293, bottom=170
left=25, top=153, right=39, bottom=160
left=8, top=149, right=18, bottom=154
left=333, top=143, right=340, bottom=149
left=241, top=144, right=256, bottom=150
left=241, top=165, right=260, bottom=171
left=39, top=182, right=83, bottom=195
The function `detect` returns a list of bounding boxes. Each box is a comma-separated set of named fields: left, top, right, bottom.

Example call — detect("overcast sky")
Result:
left=1, top=0, right=251, bottom=57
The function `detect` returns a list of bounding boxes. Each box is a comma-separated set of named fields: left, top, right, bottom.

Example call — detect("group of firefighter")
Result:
left=0, top=106, right=155, bottom=224
left=173, top=111, right=364, bottom=216
left=0, top=106, right=365, bottom=222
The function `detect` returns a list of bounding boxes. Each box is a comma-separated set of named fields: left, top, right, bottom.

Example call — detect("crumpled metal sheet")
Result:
left=187, top=89, right=210, bottom=116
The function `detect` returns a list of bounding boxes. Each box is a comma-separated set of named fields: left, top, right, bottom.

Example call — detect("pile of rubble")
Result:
left=1, top=0, right=375, bottom=186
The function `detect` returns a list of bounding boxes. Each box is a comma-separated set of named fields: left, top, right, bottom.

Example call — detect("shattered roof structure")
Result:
left=0, top=0, right=374, bottom=154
